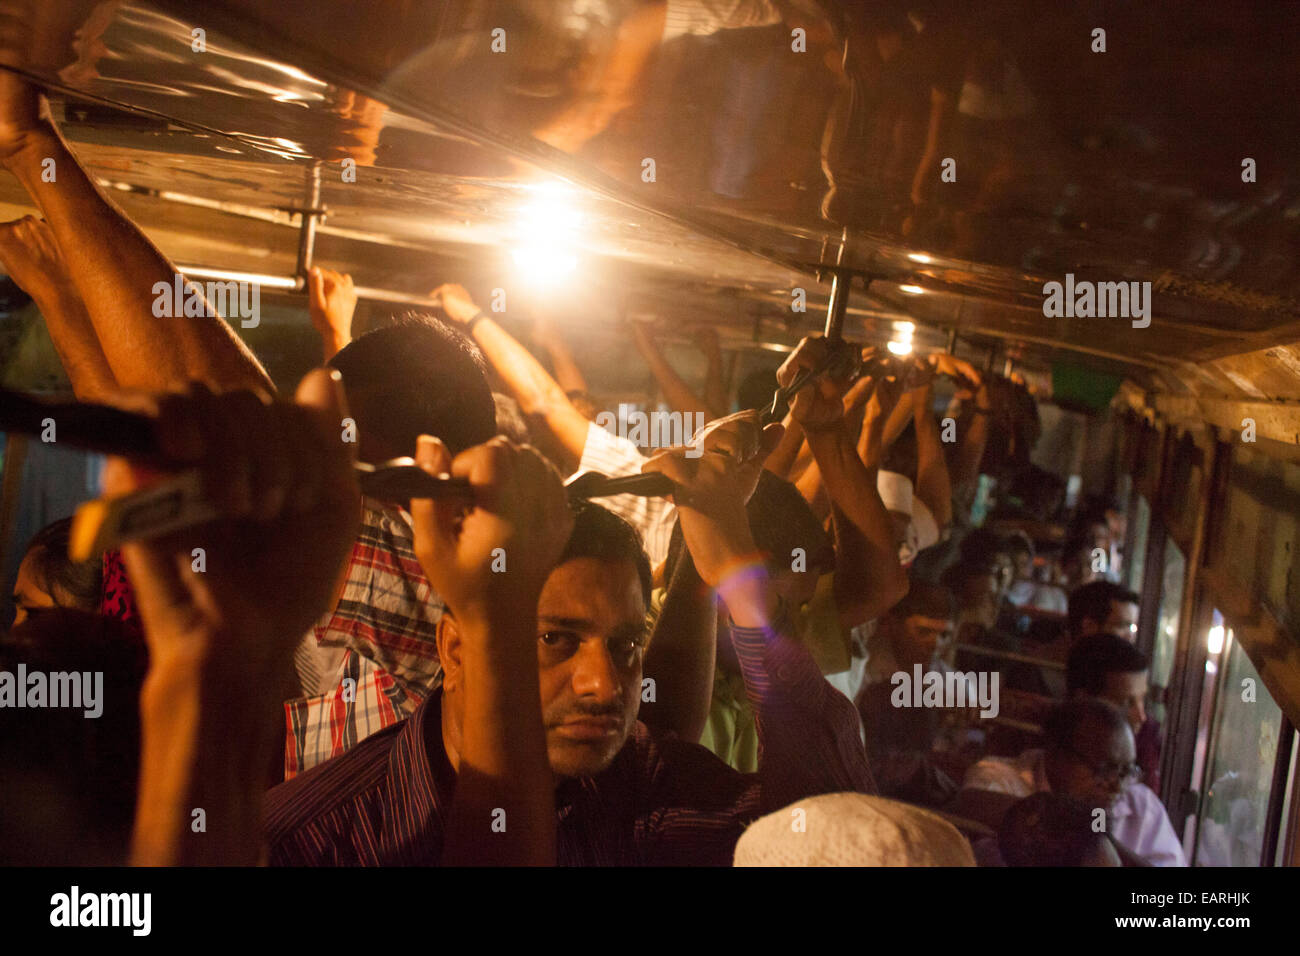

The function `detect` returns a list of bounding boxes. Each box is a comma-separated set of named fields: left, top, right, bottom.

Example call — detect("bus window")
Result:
left=1189, top=622, right=1286, bottom=866
left=1125, top=494, right=1151, bottom=598
left=1149, top=536, right=1185, bottom=723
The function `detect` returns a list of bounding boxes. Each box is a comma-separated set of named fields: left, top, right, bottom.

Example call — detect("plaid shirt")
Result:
left=578, top=422, right=676, bottom=569
left=283, top=497, right=444, bottom=778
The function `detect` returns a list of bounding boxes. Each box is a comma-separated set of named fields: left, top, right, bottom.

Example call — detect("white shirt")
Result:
left=577, top=421, right=677, bottom=568
left=963, top=749, right=1187, bottom=866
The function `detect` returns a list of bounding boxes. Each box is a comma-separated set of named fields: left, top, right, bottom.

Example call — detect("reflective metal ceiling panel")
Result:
left=2, top=0, right=1298, bottom=395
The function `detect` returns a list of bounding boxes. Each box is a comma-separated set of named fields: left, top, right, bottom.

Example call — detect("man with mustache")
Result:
left=265, top=410, right=876, bottom=865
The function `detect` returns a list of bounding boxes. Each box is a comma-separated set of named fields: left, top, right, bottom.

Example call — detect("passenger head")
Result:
left=1042, top=699, right=1137, bottom=811
left=437, top=503, right=652, bottom=780
left=328, top=312, right=496, bottom=462
left=879, top=582, right=956, bottom=670
left=0, top=610, right=147, bottom=864
left=665, top=470, right=834, bottom=612
left=11, top=518, right=103, bottom=627
left=491, top=392, right=532, bottom=445
left=1067, top=633, right=1149, bottom=735
left=1003, top=530, right=1034, bottom=581
left=958, top=528, right=1014, bottom=596
left=998, top=792, right=1121, bottom=867
left=745, top=470, right=835, bottom=609
left=1068, top=580, right=1139, bottom=641
left=942, top=561, right=1001, bottom=629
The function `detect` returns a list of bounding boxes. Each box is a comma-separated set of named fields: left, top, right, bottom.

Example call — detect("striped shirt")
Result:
left=577, top=422, right=676, bottom=569
left=265, top=609, right=875, bottom=865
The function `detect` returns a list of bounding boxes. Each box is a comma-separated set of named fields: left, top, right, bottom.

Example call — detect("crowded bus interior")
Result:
left=0, top=0, right=1297, bottom=877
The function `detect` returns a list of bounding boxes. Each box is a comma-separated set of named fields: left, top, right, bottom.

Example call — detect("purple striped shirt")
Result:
left=265, top=612, right=875, bottom=865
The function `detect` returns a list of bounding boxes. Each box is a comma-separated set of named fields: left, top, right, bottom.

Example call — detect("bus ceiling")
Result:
left=0, top=0, right=1297, bottom=427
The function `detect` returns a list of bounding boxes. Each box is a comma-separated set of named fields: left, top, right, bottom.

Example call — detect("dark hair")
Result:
left=957, top=528, right=1011, bottom=565
left=1067, top=581, right=1139, bottom=635
left=328, top=312, right=496, bottom=456
left=0, top=610, right=148, bottom=864
left=560, top=502, right=652, bottom=606
left=662, top=470, right=835, bottom=585
left=1042, top=698, right=1129, bottom=756
left=998, top=793, right=1115, bottom=867
left=491, top=392, right=532, bottom=445
left=21, top=518, right=102, bottom=611
left=1003, top=530, right=1034, bottom=559
left=885, top=581, right=954, bottom=623
left=1067, top=633, right=1149, bottom=695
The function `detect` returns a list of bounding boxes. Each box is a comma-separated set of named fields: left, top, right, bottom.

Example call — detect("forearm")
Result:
left=639, top=551, right=715, bottom=741
left=810, top=427, right=902, bottom=577
left=639, top=341, right=715, bottom=419
left=29, top=287, right=118, bottom=401
left=913, top=389, right=953, bottom=527
left=132, top=646, right=278, bottom=866
left=6, top=124, right=272, bottom=394
left=952, top=392, right=991, bottom=497
left=725, top=591, right=876, bottom=804
left=538, top=331, right=588, bottom=396
left=763, top=411, right=805, bottom=478
left=471, top=317, right=589, bottom=461
left=444, top=611, right=555, bottom=866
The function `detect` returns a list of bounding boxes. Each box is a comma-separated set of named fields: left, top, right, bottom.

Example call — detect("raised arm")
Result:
left=126, top=370, right=359, bottom=865
left=644, top=410, right=876, bottom=809
left=0, top=215, right=115, bottom=401
left=779, top=337, right=909, bottom=629
left=638, top=546, right=716, bottom=742
left=432, top=283, right=590, bottom=466
left=409, top=436, right=572, bottom=867
left=308, top=266, right=356, bottom=363
left=630, top=320, right=723, bottom=420
left=532, top=308, right=589, bottom=397
left=0, top=72, right=272, bottom=394
left=912, top=377, right=953, bottom=529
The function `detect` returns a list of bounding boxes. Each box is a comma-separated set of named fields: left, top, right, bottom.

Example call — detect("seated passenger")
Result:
left=1068, top=633, right=1161, bottom=792
left=10, top=517, right=103, bottom=626
left=959, top=698, right=1185, bottom=865
left=857, top=582, right=967, bottom=805
left=994, top=792, right=1121, bottom=867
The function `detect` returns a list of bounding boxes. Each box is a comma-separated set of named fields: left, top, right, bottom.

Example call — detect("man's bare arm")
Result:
left=0, top=75, right=272, bottom=394
left=912, top=382, right=953, bottom=528
left=639, top=549, right=715, bottom=742
left=630, top=320, right=723, bottom=419
left=432, top=284, right=590, bottom=465
left=0, top=215, right=116, bottom=401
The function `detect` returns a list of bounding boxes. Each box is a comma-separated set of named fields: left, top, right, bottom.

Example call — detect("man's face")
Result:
left=1103, top=600, right=1139, bottom=642
left=536, top=557, right=647, bottom=779
left=11, top=550, right=55, bottom=628
left=1049, top=720, right=1137, bottom=811
left=891, top=614, right=956, bottom=670
left=1011, top=549, right=1033, bottom=581
left=1100, top=670, right=1148, bottom=736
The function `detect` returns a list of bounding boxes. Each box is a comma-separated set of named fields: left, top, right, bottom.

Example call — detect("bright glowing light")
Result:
left=907, top=252, right=933, bottom=264
left=887, top=339, right=913, bottom=356
left=511, top=182, right=582, bottom=287
left=1207, top=624, right=1225, bottom=655
left=511, top=245, right=578, bottom=283
left=893, top=320, right=916, bottom=335
left=899, top=284, right=925, bottom=295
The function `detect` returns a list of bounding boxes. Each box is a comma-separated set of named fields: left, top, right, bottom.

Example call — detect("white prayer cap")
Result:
left=734, top=792, right=975, bottom=867
left=877, top=469, right=914, bottom=515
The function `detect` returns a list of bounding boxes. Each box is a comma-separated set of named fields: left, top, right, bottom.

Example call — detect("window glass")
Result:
left=1150, top=537, right=1185, bottom=720
left=1126, top=494, right=1150, bottom=596
left=1192, top=628, right=1284, bottom=866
